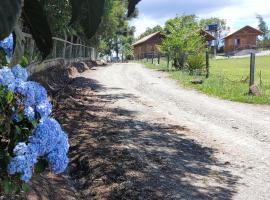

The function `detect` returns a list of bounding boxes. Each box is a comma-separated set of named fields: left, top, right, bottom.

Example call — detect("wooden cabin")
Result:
left=224, top=26, right=263, bottom=53
left=132, top=32, right=163, bottom=60
left=132, top=30, right=215, bottom=59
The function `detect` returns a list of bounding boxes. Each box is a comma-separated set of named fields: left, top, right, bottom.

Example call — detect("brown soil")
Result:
left=2, top=62, right=240, bottom=199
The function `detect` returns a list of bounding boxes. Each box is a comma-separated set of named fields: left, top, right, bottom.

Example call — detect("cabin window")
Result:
left=234, top=38, right=241, bottom=46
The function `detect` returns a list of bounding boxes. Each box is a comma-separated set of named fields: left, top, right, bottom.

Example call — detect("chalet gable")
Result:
left=224, top=26, right=263, bottom=39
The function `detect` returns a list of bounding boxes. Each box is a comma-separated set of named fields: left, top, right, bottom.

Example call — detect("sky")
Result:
left=130, top=0, right=270, bottom=37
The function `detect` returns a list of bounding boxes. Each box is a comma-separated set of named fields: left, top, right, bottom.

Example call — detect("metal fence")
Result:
left=23, top=33, right=97, bottom=65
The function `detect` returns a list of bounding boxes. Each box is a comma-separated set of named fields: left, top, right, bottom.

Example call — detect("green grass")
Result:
left=136, top=56, right=270, bottom=104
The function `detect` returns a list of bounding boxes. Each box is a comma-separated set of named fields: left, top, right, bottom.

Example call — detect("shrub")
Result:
left=0, top=65, right=69, bottom=194
left=186, top=54, right=205, bottom=74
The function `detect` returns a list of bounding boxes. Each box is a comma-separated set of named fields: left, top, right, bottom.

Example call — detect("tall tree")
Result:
left=138, top=25, right=163, bottom=39
left=161, top=15, right=205, bottom=69
left=256, top=14, right=269, bottom=41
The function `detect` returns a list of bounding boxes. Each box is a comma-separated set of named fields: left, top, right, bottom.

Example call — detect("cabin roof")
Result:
left=132, top=31, right=161, bottom=46
left=224, top=25, right=263, bottom=39
left=200, top=29, right=216, bottom=41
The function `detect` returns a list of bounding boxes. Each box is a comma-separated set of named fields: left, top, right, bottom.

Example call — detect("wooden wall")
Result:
left=224, top=28, right=260, bottom=53
left=133, top=33, right=162, bottom=59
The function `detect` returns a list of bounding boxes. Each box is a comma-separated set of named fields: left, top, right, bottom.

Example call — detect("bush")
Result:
left=0, top=65, right=69, bottom=194
left=186, top=54, right=205, bottom=74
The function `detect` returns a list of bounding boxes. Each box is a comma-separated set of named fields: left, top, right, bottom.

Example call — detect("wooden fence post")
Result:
left=249, top=52, right=256, bottom=94
left=152, top=52, right=154, bottom=64
left=205, top=51, right=209, bottom=78
left=167, top=54, right=170, bottom=69
left=158, top=53, right=160, bottom=65
left=69, top=35, right=73, bottom=58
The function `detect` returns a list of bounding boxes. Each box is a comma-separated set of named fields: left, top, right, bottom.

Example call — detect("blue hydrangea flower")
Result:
left=36, top=101, right=52, bottom=119
left=24, top=106, right=35, bottom=120
left=15, top=81, right=48, bottom=107
left=7, top=153, right=37, bottom=182
left=11, top=64, right=28, bottom=82
left=29, top=118, right=66, bottom=155
left=47, top=147, right=69, bottom=174
left=0, top=67, right=15, bottom=91
left=4, top=64, right=69, bottom=182
left=13, top=143, right=28, bottom=156
left=0, top=34, right=13, bottom=58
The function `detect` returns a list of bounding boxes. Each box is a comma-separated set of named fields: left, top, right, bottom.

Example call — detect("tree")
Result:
left=256, top=14, right=269, bottom=41
left=88, top=0, right=138, bottom=59
left=199, top=17, right=229, bottom=48
left=0, top=0, right=141, bottom=59
left=138, top=25, right=163, bottom=39
left=161, top=15, right=205, bottom=70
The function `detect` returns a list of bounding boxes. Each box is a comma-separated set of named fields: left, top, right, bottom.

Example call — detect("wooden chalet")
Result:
left=224, top=26, right=263, bottom=53
left=132, top=32, right=163, bottom=60
left=132, top=30, right=215, bottom=59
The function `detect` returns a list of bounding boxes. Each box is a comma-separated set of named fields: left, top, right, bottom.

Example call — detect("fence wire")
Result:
left=23, top=33, right=97, bottom=65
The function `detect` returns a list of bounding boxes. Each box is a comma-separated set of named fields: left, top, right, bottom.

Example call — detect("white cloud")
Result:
left=130, top=15, right=167, bottom=37
left=131, top=0, right=270, bottom=36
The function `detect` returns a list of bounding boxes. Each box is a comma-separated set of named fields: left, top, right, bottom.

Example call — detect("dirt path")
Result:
left=76, top=63, right=270, bottom=200
left=25, top=62, right=270, bottom=200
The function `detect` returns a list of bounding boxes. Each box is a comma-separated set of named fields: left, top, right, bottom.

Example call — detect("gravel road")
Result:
left=84, top=63, right=270, bottom=199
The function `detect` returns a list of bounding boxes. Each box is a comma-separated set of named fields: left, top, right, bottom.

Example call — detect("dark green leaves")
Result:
left=0, top=0, right=23, bottom=40
left=127, top=0, right=141, bottom=17
left=70, top=0, right=106, bottom=39
left=22, top=0, right=53, bottom=59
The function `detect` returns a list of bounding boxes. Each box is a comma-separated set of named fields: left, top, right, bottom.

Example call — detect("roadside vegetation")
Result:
left=139, top=55, right=270, bottom=104
left=135, top=14, right=270, bottom=104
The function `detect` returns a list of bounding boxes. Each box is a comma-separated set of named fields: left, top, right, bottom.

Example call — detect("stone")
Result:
left=249, top=84, right=262, bottom=96
left=191, top=79, right=203, bottom=84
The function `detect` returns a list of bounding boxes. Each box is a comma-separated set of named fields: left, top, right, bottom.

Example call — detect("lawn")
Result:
left=137, top=56, right=270, bottom=104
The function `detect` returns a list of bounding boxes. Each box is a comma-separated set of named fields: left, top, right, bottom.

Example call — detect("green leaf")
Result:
left=0, top=0, right=23, bottom=40
left=34, top=158, right=47, bottom=173
left=70, top=0, right=106, bottom=38
left=127, top=0, right=141, bottom=17
left=5, top=91, right=14, bottom=104
left=22, top=0, right=53, bottom=59
left=3, top=179, right=13, bottom=194
left=21, top=183, right=29, bottom=193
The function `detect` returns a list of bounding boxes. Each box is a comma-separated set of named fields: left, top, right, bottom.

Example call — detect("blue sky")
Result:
left=130, top=0, right=270, bottom=37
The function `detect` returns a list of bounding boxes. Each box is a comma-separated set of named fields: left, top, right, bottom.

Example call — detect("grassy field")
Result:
left=138, top=56, right=270, bottom=104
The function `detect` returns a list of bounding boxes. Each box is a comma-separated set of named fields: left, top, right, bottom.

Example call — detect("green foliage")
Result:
left=0, top=0, right=23, bottom=40
left=20, top=56, right=29, bottom=67
left=141, top=55, right=270, bottom=104
left=186, top=54, right=205, bottom=73
left=40, top=0, right=72, bottom=37
left=161, top=15, right=205, bottom=70
left=0, top=86, right=39, bottom=194
left=0, top=0, right=141, bottom=62
left=127, top=0, right=141, bottom=17
left=0, top=49, right=8, bottom=66
left=22, top=0, right=53, bottom=59
left=138, top=25, right=163, bottom=39
left=256, top=14, right=269, bottom=41
left=199, top=17, right=229, bottom=47
left=70, top=0, right=106, bottom=38
left=89, top=0, right=137, bottom=58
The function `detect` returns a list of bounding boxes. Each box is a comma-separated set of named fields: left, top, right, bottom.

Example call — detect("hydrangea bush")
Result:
left=0, top=64, right=69, bottom=193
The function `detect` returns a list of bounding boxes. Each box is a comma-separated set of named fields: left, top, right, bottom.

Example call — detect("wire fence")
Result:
left=23, top=33, right=97, bottom=74
left=23, top=33, right=97, bottom=65
left=138, top=51, right=210, bottom=77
